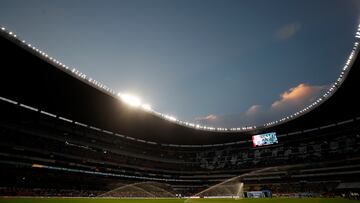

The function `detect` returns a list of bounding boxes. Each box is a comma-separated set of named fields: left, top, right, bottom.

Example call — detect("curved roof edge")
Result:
left=0, top=24, right=360, bottom=145
left=1, top=24, right=359, bottom=133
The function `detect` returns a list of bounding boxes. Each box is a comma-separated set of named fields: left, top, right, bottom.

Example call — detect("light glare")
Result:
left=142, top=104, right=152, bottom=111
left=119, top=93, right=142, bottom=107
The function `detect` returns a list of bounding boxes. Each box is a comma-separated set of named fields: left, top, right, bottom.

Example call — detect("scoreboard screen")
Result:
left=252, top=132, right=278, bottom=147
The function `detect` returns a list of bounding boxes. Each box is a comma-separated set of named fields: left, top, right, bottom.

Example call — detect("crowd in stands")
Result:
left=0, top=98, right=359, bottom=197
left=194, top=133, right=359, bottom=170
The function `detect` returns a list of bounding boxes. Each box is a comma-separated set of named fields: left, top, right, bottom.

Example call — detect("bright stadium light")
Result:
left=164, top=115, right=177, bottom=122
left=119, top=93, right=142, bottom=107
left=141, top=104, right=152, bottom=111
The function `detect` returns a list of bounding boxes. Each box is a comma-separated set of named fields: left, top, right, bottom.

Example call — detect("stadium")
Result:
left=1, top=2, right=360, bottom=203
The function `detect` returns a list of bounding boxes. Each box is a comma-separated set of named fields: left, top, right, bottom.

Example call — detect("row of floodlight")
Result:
left=115, top=92, right=250, bottom=131
left=156, top=23, right=360, bottom=131
left=1, top=25, right=257, bottom=132
left=153, top=111, right=256, bottom=131
left=1, top=24, right=359, bottom=133
left=264, top=24, right=360, bottom=127
left=0, top=26, right=115, bottom=95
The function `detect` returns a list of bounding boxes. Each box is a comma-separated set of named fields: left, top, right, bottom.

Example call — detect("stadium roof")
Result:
left=0, top=26, right=360, bottom=144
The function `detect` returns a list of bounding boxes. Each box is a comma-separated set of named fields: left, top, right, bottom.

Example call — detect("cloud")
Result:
left=274, top=22, right=302, bottom=40
left=192, top=83, right=328, bottom=128
left=195, top=114, right=218, bottom=122
left=271, top=83, right=326, bottom=110
left=245, top=105, right=262, bottom=116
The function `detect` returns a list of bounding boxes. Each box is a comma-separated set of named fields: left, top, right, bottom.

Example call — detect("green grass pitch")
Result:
left=0, top=198, right=358, bottom=203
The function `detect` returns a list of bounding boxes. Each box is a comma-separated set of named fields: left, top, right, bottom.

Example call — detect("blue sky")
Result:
left=1, top=0, right=359, bottom=127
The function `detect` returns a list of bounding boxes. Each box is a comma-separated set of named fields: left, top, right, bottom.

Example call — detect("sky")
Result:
left=0, top=0, right=359, bottom=128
